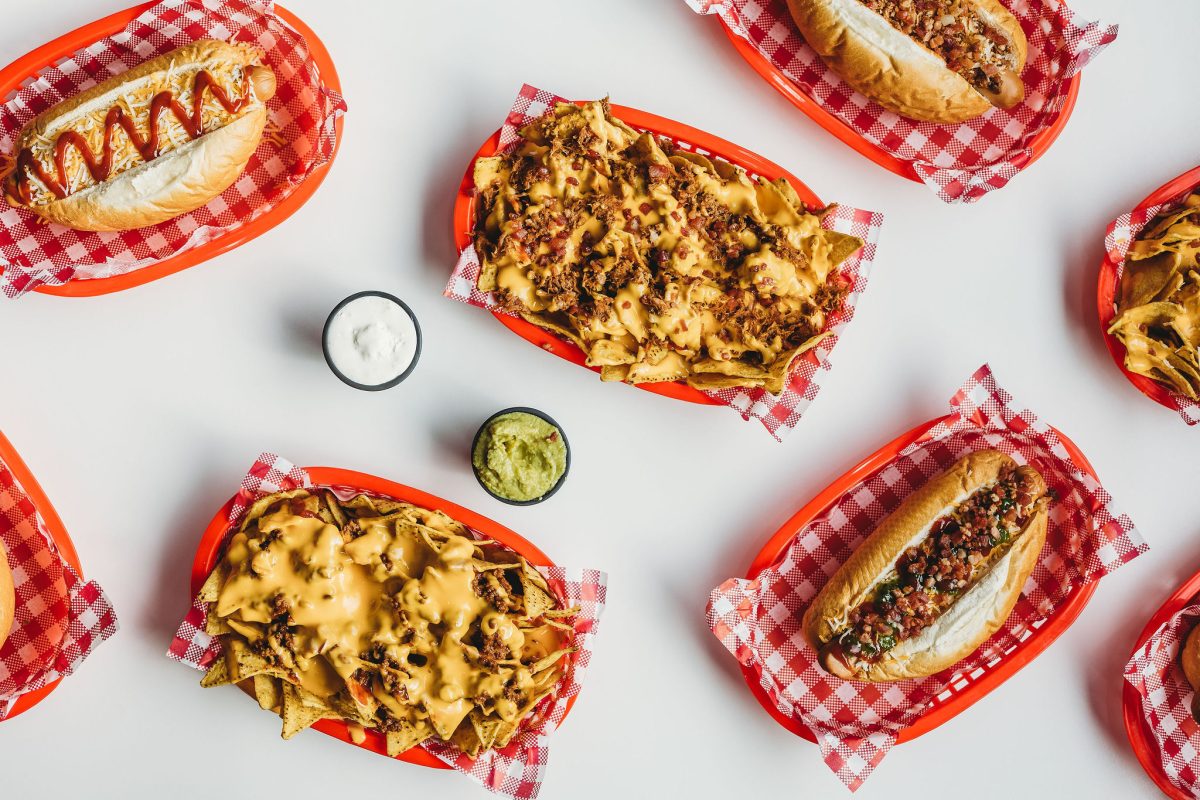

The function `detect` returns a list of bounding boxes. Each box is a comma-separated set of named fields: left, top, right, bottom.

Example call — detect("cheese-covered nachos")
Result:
left=1110, top=193, right=1200, bottom=399
left=473, top=100, right=864, bottom=394
left=198, top=489, right=576, bottom=757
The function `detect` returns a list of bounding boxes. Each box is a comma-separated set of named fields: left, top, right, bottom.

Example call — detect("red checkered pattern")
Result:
left=167, top=453, right=607, bottom=800
left=0, top=0, right=347, bottom=298
left=446, top=84, right=884, bottom=441
left=1125, top=604, right=1200, bottom=797
left=1103, top=184, right=1200, bottom=426
left=0, top=453, right=117, bottom=718
left=686, top=0, right=1117, bottom=203
left=707, top=364, right=1145, bottom=790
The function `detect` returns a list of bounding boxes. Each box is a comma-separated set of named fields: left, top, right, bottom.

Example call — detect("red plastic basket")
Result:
left=714, top=17, right=1080, bottom=183
left=0, top=430, right=84, bottom=721
left=452, top=101, right=842, bottom=407
left=188, top=466, right=577, bottom=770
left=0, top=1, right=343, bottom=297
left=1097, top=164, right=1200, bottom=414
left=1122, top=570, right=1200, bottom=800
left=739, top=413, right=1098, bottom=744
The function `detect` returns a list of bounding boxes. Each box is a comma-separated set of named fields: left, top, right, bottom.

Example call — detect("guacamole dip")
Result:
left=472, top=412, right=567, bottom=502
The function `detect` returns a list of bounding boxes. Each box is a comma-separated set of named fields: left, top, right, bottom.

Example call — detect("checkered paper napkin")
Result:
left=0, top=451, right=117, bottom=719
left=1103, top=182, right=1200, bottom=426
left=446, top=84, right=884, bottom=441
left=167, top=454, right=608, bottom=800
left=1125, top=604, right=1200, bottom=798
left=686, top=0, right=1117, bottom=203
left=707, top=364, right=1145, bottom=790
left=0, top=0, right=347, bottom=298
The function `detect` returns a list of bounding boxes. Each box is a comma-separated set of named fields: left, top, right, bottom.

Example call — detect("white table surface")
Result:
left=0, top=0, right=1195, bottom=796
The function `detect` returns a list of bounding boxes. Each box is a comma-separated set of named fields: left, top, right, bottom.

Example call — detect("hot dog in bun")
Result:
left=803, top=450, right=1048, bottom=682
left=785, top=0, right=1028, bottom=123
left=3, top=40, right=276, bottom=231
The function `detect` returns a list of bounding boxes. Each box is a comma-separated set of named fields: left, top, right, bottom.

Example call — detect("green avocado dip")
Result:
left=472, top=412, right=567, bottom=502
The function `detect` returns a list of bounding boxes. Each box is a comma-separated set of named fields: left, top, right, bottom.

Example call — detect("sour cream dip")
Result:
left=322, top=292, right=422, bottom=390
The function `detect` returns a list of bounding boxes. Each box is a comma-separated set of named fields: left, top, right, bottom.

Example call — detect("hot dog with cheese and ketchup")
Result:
left=3, top=40, right=276, bottom=231
left=803, top=450, right=1048, bottom=682
left=785, top=0, right=1028, bottom=123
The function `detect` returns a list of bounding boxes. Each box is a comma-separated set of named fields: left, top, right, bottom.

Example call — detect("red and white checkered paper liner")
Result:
left=446, top=84, right=884, bottom=441
left=0, top=451, right=117, bottom=718
left=707, top=363, right=1145, bottom=790
left=0, top=0, right=346, bottom=298
left=1103, top=181, right=1200, bottom=426
left=686, top=0, right=1117, bottom=203
left=167, top=454, right=607, bottom=800
left=1125, top=603, right=1200, bottom=798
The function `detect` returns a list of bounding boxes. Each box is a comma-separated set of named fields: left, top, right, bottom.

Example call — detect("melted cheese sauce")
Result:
left=213, top=505, right=565, bottom=736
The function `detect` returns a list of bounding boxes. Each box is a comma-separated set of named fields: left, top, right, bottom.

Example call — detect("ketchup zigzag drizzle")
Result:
left=15, top=69, right=252, bottom=204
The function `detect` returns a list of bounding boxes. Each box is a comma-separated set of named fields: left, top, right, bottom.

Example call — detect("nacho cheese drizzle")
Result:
left=200, top=489, right=577, bottom=756
left=472, top=100, right=864, bottom=394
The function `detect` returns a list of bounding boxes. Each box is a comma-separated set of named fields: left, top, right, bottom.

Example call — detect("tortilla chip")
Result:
left=239, top=489, right=311, bottom=532
left=253, top=674, right=282, bottom=712
left=280, top=684, right=333, bottom=740
left=196, top=562, right=228, bottom=604
left=204, top=613, right=234, bottom=636
left=200, top=655, right=233, bottom=688
left=227, top=639, right=281, bottom=682
left=385, top=719, right=433, bottom=757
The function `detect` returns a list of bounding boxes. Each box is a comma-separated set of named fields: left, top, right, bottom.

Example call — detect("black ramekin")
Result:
left=322, top=290, right=423, bottom=391
left=470, top=407, right=571, bottom=506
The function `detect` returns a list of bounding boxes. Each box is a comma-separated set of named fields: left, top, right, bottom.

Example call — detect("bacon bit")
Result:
left=622, top=301, right=632, bottom=309
left=639, top=202, right=653, bottom=215
left=679, top=320, right=688, bottom=332
left=547, top=432, right=559, bottom=442
left=621, top=208, right=633, bottom=221
left=571, top=160, right=583, bottom=170
left=648, top=164, right=669, bottom=180
left=586, top=148, right=601, bottom=161
left=565, top=176, right=579, bottom=186
left=670, top=211, right=681, bottom=222
left=676, top=245, right=690, bottom=259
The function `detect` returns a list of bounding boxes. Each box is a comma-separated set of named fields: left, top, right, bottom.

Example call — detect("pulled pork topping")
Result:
left=860, top=0, right=1017, bottom=93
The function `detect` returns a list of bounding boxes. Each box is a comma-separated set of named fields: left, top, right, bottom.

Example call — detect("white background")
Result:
left=0, top=0, right=1194, bottom=797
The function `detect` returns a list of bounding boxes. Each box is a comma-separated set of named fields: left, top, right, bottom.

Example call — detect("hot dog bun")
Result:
left=785, top=0, right=1027, bottom=123
left=0, top=540, right=14, bottom=651
left=3, top=40, right=276, bottom=231
left=1181, top=624, right=1200, bottom=720
left=803, top=450, right=1048, bottom=682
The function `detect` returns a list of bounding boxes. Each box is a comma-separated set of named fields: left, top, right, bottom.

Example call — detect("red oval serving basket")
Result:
left=0, top=430, right=84, bottom=721
left=189, top=466, right=577, bottom=769
left=739, top=414, right=1099, bottom=743
left=0, top=1, right=343, bottom=297
left=1122, top=570, right=1200, bottom=800
left=712, top=16, right=1080, bottom=183
left=1097, top=164, right=1200, bottom=414
left=452, top=101, right=840, bottom=407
